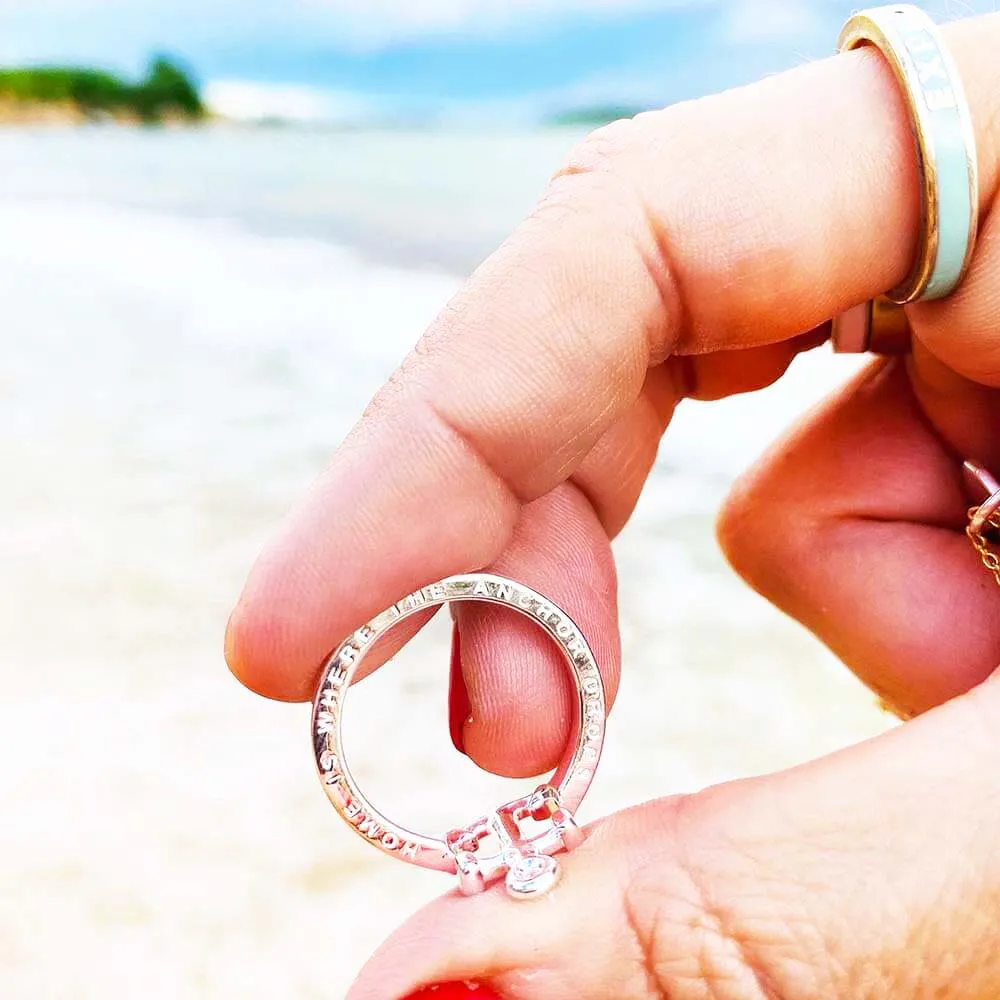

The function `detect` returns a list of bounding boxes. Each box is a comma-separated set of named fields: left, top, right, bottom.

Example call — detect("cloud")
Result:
left=722, top=0, right=828, bottom=45
left=720, top=0, right=995, bottom=55
left=203, top=80, right=375, bottom=122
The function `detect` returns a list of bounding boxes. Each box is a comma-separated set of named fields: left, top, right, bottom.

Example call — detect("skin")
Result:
left=226, top=12, right=1000, bottom=999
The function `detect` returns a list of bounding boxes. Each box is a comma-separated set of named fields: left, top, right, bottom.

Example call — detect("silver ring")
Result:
left=311, top=574, right=607, bottom=900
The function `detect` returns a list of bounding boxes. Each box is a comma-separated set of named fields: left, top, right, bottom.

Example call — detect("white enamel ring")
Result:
left=831, top=4, right=979, bottom=353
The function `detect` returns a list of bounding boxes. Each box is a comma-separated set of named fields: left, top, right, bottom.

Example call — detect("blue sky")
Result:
left=0, top=1, right=975, bottom=121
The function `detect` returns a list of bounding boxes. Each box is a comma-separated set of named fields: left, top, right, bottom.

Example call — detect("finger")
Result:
left=908, top=342, right=1000, bottom=471
left=565, top=363, right=680, bottom=540
left=451, top=333, right=822, bottom=772
left=450, top=333, right=810, bottom=773
left=717, top=140, right=1000, bottom=718
left=237, top=604, right=441, bottom=703
left=674, top=328, right=831, bottom=402
left=349, top=671, right=1000, bottom=1000
left=228, top=16, right=1000, bottom=701
left=563, top=333, right=819, bottom=539
left=901, top=187, right=1000, bottom=467
left=718, top=357, right=1000, bottom=718
left=453, top=483, right=620, bottom=778
left=909, top=112, right=1000, bottom=387
left=230, top=332, right=812, bottom=705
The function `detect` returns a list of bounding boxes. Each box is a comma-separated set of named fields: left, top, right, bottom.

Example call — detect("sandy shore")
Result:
left=0, top=98, right=90, bottom=124
left=0, top=98, right=212, bottom=126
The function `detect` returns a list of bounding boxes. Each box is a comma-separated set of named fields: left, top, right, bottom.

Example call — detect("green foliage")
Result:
left=0, top=67, right=125, bottom=111
left=130, top=56, right=204, bottom=122
left=0, top=56, right=205, bottom=123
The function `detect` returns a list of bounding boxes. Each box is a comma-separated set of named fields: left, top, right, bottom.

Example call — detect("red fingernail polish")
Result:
left=401, top=984, right=501, bottom=1000
left=448, top=626, right=471, bottom=756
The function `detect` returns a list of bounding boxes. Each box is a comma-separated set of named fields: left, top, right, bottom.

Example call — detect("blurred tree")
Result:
left=0, top=68, right=125, bottom=113
left=0, top=56, right=205, bottom=123
left=130, top=56, right=205, bottom=122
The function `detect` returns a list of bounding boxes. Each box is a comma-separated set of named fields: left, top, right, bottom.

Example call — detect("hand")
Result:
left=227, top=12, right=1000, bottom=999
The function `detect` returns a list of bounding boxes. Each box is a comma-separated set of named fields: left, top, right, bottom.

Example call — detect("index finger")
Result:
left=227, top=14, right=1000, bottom=701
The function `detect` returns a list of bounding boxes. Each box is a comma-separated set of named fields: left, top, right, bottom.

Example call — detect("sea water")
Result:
left=0, top=125, right=890, bottom=998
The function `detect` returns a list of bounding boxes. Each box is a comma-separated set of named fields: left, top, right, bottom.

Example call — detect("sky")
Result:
left=0, top=0, right=982, bottom=122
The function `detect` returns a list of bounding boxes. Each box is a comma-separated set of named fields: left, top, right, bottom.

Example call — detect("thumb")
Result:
left=348, top=670, right=1000, bottom=1000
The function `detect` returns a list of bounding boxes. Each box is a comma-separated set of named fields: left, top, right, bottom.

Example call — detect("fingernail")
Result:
left=401, top=985, right=501, bottom=1000
left=223, top=607, right=243, bottom=676
left=448, top=625, right=471, bottom=756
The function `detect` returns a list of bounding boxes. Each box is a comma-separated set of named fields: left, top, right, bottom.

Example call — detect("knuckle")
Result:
left=544, top=113, right=658, bottom=221
left=550, top=103, right=684, bottom=191
left=534, top=108, right=689, bottom=363
left=555, top=115, right=645, bottom=180
left=359, top=286, right=480, bottom=428
left=541, top=114, right=664, bottom=232
left=358, top=345, right=427, bottom=425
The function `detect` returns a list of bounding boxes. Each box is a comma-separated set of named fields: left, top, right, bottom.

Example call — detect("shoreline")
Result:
left=0, top=100, right=213, bottom=127
left=0, top=100, right=635, bottom=131
left=0, top=99, right=91, bottom=126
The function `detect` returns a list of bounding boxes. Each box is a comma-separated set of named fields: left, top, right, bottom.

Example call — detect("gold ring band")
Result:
left=831, top=297, right=913, bottom=355
left=839, top=6, right=978, bottom=304
left=830, top=5, right=979, bottom=355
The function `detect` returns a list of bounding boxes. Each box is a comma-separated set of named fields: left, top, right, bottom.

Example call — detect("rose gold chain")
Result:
left=967, top=505, right=1000, bottom=587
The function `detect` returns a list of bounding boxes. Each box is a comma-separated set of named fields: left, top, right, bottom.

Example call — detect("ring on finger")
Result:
left=830, top=4, right=979, bottom=355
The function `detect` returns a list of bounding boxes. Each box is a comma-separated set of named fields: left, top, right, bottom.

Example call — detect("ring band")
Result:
left=831, top=4, right=978, bottom=353
left=842, top=4, right=978, bottom=303
left=964, top=460, right=1000, bottom=538
left=311, top=574, right=607, bottom=900
left=831, top=298, right=913, bottom=355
